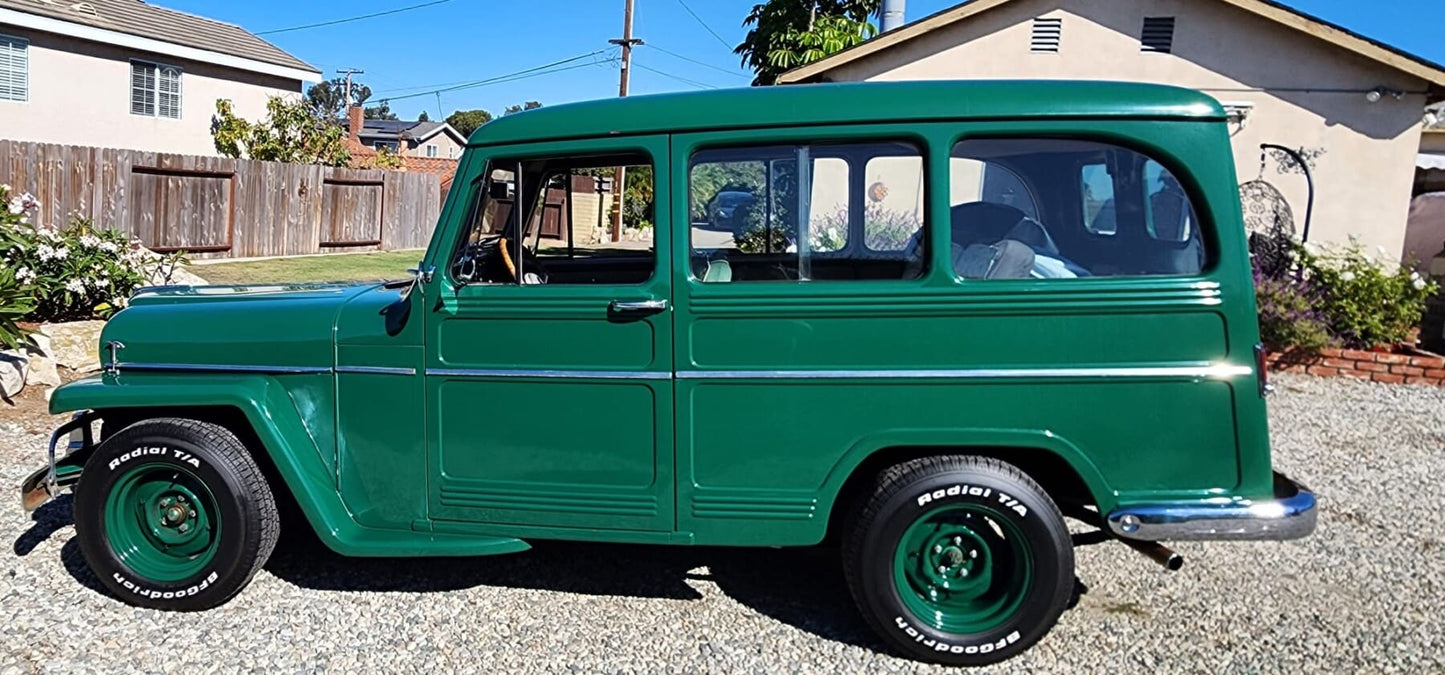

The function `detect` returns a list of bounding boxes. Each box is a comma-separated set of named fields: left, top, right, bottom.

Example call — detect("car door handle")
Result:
left=609, top=299, right=668, bottom=314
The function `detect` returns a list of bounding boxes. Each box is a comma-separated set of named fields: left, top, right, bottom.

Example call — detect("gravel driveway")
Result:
left=3, top=373, right=1443, bottom=673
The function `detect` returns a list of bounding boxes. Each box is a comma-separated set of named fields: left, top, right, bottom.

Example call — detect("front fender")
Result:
left=49, top=374, right=528, bottom=557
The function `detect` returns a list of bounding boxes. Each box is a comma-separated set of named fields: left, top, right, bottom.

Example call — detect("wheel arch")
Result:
left=819, top=429, right=1114, bottom=543
left=50, top=375, right=349, bottom=551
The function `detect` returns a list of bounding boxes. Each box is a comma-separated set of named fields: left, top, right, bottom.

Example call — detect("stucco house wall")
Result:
left=800, top=0, right=1433, bottom=258
left=411, top=131, right=464, bottom=160
left=0, top=27, right=306, bottom=156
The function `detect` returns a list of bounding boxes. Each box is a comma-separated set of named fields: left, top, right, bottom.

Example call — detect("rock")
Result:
left=0, top=350, right=27, bottom=399
left=39, top=320, right=105, bottom=373
left=26, top=354, right=59, bottom=387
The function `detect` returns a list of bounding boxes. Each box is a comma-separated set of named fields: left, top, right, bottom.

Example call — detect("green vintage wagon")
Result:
left=21, top=81, right=1315, bottom=666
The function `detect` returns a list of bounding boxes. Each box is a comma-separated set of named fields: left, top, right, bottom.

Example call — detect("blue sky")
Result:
left=172, top=0, right=1444, bottom=121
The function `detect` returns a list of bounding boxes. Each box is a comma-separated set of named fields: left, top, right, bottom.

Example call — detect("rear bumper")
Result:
left=1106, top=473, right=1317, bottom=541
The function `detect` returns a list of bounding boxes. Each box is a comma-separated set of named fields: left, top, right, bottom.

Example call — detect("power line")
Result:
left=376, top=53, right=613, bottom=103
left=643, top=44, right=746, bottom=78
left=634, top=62, right=718, bottom=90
left=256, top=0, right=453, bottom=35
left=674, top=0, right=733, bottom=51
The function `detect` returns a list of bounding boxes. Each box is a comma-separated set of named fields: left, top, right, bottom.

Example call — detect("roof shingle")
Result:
left=0, top=0, right=317, bottom=74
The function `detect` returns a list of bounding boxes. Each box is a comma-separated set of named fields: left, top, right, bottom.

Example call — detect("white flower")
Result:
left=0, top=183, right=9, bottom=193
left=111, top=296, right=127, bottom=308
left=1341, top=271, right=1356, bottom=282
left=1414, top=278, right=1428, bottom=291
left=15, top=267, right=34, bottom=282
left=64, top=279, right=84, bottom=293
left=99, top=241, right=119, bottom=253
left=6, top=198, right=21, bottom=215
left=53, top=246, right=69, bottom=260
left=36, top=243, right=54, bottom=260
left=79, top=234, right=101, bottom=248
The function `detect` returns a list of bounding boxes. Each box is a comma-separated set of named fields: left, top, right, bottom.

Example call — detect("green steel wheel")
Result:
left=74, top=418, right=278, bottom=611
left=843, top=455, right=1075, bottom=666
left=102, top=464, right=221, bottom=583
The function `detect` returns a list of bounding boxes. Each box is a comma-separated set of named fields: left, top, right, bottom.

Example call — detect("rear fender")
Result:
left=818, top=427, right=1117, bottom=531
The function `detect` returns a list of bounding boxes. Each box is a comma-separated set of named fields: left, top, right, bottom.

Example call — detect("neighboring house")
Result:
left=356, top=118, right=466, bottom=159
left=0, top=0, right=320, bottom=156
left=344, top=106, right=463, bottom=187
left=778, top=0, right=1445, bottom=260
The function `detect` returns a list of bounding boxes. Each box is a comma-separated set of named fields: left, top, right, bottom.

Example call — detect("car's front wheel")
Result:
left=843, top=455, right=1075, bottom=666
left=73, top=418, right=279, bottom=610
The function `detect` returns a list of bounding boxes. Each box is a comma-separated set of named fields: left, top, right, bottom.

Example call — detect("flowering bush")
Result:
left=1253, top=267, right=1333, bottom=352
left=1251, top=230, right=1438, bottom=351
left=0, top=185, right=38, bottom=349
left=737, top=204, right=923, bottom=255
left=1, top=185, right=185, bottom=324
left=1296, top=240, right=1437, bottom=348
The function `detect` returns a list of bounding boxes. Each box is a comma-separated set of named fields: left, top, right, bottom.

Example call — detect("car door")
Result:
left=424, top=135, right=674, bottom=533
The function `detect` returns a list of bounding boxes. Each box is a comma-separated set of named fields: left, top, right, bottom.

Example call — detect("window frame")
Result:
left=683, top=136, right=931, bottom=285
left=0, top=33, right=29, bottom=103
left=947, top=134, right=1216, bottom=282
left=441, top=137, right=665, bottom=289
left=129, top=59, right=182, bottom=120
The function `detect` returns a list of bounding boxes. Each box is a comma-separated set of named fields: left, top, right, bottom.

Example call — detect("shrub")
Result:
left=1, top=185, right=186, bottom=323
left=1253, top=267, right=1334, bottom=352
left=1297, top=240, right=1437, bottom=348
left=1250, top=229, right=1438, bottom=351
left=0, top=185, right=37, bottom=348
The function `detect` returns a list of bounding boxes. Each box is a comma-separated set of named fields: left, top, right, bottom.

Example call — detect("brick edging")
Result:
left=1266, top=346, right=1445, bottom=387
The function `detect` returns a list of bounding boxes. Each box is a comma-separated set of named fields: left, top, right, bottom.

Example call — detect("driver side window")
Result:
left=452, top=154, right=656, bottom=286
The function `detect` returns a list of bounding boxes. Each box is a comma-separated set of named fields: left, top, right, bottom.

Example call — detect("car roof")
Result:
left=467, top=80, right=1226, bottom=147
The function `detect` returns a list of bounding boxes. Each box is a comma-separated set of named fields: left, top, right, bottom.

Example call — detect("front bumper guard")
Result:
left=20, top=412, right=97, bottom=512
left=1106, top=472, right=1317, bottom=542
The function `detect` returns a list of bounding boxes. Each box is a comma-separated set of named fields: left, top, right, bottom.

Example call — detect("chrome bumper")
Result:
left=1106, top=473, right=1317, bottom=541
left=19, top=412, right=96, bottom=512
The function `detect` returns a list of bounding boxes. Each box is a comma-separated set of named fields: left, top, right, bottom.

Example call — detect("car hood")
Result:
left=102, top=282, right=386, bottom=372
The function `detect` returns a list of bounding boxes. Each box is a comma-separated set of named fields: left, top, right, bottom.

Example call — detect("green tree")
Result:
left=417, top=110, right=431, bottom=122
left=503, top=101, right=543, bottom=116
left=211, top=97, right=351, bottom=167
left=306, top=78, right=371, bottom=118
left=735, top=0, right=879, bottom=85
left=446, top=109, right=493, bottom=137
left=365, top=100, right=399, bottom=120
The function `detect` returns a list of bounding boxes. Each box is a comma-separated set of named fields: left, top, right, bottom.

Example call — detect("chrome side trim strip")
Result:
left=1106, top=473, right=1318, bottom=542
left=426, top=368, right=671, bottom=380
left=675, top=365, right=1253, bottom=380
left=335, top=366, right=417, bottom=376
left=116, top=362, right=333, bottom=375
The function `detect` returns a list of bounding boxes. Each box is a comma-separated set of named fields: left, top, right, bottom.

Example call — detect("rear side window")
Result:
left=688, top=141, right=926, bottom=283
left=949, top=139, right=1206, bottom=280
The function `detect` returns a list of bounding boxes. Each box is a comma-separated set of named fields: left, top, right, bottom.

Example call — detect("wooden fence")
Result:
left=0, top=140, right=441, bottom=258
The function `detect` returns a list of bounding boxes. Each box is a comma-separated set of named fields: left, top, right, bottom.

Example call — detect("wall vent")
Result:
left=1031, top=17, right=1062, bottom=53
left=1141, top=17, right=1176, bottom=53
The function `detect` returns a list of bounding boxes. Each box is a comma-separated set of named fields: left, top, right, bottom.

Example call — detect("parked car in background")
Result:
left=22, top=81, right=1316, bottom=667
left=705, top=190, right=757, bottom=234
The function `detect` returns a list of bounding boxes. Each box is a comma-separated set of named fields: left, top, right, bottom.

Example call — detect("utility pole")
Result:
left=336, top=68, right=365, bottom=109
left=608, top=0, right=642, bottom=242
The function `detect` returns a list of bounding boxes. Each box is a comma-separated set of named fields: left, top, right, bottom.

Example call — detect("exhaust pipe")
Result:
left=1121, top=538, right=1184, bottom=571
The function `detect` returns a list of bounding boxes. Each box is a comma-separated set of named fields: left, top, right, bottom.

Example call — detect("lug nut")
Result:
left=160, top=497, right=173, bottom=507
left=188, top=510, right=197, bottom=519
left=937, top=566, right=948, bottom=574
left=953, top=536, right=962, bottom=545
left=934, top=545, right=942, bottom=553
left=970, top=550, right=978, bottom=559
left=178, top=523, right=189, bottom=533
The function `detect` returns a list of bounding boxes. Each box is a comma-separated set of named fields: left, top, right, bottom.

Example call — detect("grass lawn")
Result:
left=191, top=250, right=423, bottom=286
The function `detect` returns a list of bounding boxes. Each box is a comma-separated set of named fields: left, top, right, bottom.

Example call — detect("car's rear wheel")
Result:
left=843, top=455, right=1074, bottom=666
left=73, top=418, right=278, bottom=610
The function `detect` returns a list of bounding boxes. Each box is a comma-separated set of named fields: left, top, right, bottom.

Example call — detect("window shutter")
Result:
left=1030, top=17, right=1062, bottom=53
left=1141, top=17, right=1176, bottom=53
left=0, top=35, right=28, bottom=101
left=131, top=62, right=155, bottom=116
